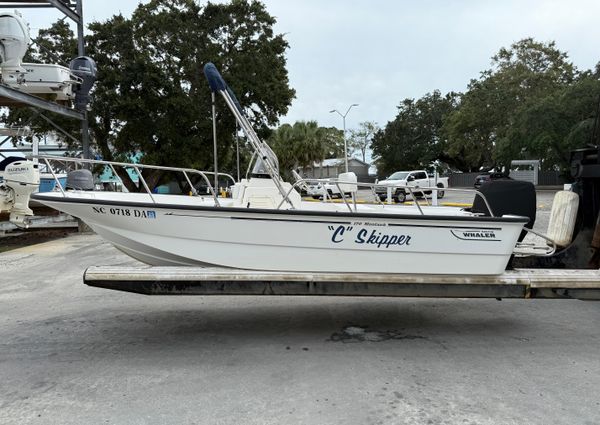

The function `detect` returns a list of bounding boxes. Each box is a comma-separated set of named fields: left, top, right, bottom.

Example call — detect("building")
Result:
left=510, top=160, right=540, bottom=186
left=301, top=157, right=371, bottom=181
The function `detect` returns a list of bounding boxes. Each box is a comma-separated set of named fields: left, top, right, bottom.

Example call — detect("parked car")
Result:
left=375, top=170, right=449, bottom=203
left=473, top=172, right=511, bottom=189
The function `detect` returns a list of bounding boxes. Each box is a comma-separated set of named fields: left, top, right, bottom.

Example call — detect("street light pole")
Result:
left=330, top=104, right=359, bottom=173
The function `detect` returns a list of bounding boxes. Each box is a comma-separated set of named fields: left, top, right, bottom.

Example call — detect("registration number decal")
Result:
left=92, top=206, right=156, bottom=219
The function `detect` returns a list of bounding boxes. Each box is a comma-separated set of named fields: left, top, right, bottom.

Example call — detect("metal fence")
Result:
left=538, top=171, right=566, bottom=186
left=448, top=173, right=480, bottom=188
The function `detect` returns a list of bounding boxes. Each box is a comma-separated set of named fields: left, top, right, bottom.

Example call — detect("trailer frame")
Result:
left=83, top=267, right=600, bottom=300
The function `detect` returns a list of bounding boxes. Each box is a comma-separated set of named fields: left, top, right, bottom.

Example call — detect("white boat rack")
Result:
left=83, top=266, right=600, bottom=300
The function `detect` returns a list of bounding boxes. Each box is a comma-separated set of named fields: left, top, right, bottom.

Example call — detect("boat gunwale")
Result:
left=31, top=192, right=531, bottom=224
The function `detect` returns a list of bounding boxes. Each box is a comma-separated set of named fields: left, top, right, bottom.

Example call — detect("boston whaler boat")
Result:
left=27, top=64, right=573, bottom=275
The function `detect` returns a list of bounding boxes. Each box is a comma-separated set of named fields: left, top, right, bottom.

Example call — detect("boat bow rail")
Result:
left=34, top=155, right=235, bottom=206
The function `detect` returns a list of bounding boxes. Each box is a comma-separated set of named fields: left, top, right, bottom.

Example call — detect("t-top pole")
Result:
left=212, top=92, right=218, bottom=192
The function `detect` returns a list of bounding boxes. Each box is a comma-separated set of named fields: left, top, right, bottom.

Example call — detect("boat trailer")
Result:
left=84, top=267, right=600, bottom=300
left=83, top=108, right=600, bottom=300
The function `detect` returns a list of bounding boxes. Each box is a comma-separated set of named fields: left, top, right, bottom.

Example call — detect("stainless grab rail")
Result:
left=34, top=156, right=236, bottom=207
left=514, top=228, right=557, bottom=257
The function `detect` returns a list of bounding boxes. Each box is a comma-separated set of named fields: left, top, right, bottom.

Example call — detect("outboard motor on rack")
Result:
left=69, top=56, right=97, bottom=111
left=0, top=11, right=30, bottom=75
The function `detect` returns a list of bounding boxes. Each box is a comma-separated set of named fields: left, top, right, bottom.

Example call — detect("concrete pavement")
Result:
left=0, top=231, right=599, bottom=424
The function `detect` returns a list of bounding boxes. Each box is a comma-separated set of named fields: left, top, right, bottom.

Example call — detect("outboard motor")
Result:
left=69, top=56, right=97, bottom=111
left=0, top=156, right=24, bottom=181
left=471, top=180, right=537, bottom=242
left=0, top=11, right=30, bottom=75
left=66, top=169, right=94, bottom=190
left=0, top=159, right=39, bottom=227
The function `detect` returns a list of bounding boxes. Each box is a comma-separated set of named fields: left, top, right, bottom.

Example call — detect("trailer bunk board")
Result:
left=84, top=267, right=600, bottom=300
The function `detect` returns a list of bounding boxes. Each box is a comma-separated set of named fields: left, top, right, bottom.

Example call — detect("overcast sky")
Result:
left=18, top=0, right=600, bottom=131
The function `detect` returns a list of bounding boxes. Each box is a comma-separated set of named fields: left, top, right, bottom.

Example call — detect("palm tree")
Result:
left=268, top=121, right=343, bottom=179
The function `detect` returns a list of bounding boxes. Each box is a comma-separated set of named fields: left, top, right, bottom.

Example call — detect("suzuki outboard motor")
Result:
left=0, top=159, right=39, bottom=227
left=0, top=156, right=24, bottom=180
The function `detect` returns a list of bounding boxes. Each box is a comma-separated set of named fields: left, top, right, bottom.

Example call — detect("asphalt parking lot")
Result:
left=1, top=190, right=598, bottom=425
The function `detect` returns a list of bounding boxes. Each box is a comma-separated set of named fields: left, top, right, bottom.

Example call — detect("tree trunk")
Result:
left=115, top=167, right=140, bottom=192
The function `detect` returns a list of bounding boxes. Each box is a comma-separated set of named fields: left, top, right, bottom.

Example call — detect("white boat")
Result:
left=29, top=186, right=528, bottom=274
left=28, top=63, right=535, bottom=275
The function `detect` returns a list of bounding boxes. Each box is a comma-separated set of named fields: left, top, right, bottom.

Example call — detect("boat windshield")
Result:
left=251, top=144, right=280, bottom=177
left=387, top=172, right=409, bottom=180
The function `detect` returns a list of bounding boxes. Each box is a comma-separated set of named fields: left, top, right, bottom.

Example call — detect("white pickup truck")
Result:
left=374, top=170, right=449, bottom=203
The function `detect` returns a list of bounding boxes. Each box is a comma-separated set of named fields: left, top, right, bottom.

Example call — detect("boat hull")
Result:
left=32, top=193, right=527, bottom=275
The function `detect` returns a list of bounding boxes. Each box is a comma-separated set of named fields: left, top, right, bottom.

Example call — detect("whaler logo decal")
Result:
left=451, top=229, right=499, bottom=241
left=328, top=225, right=411, bottom=248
